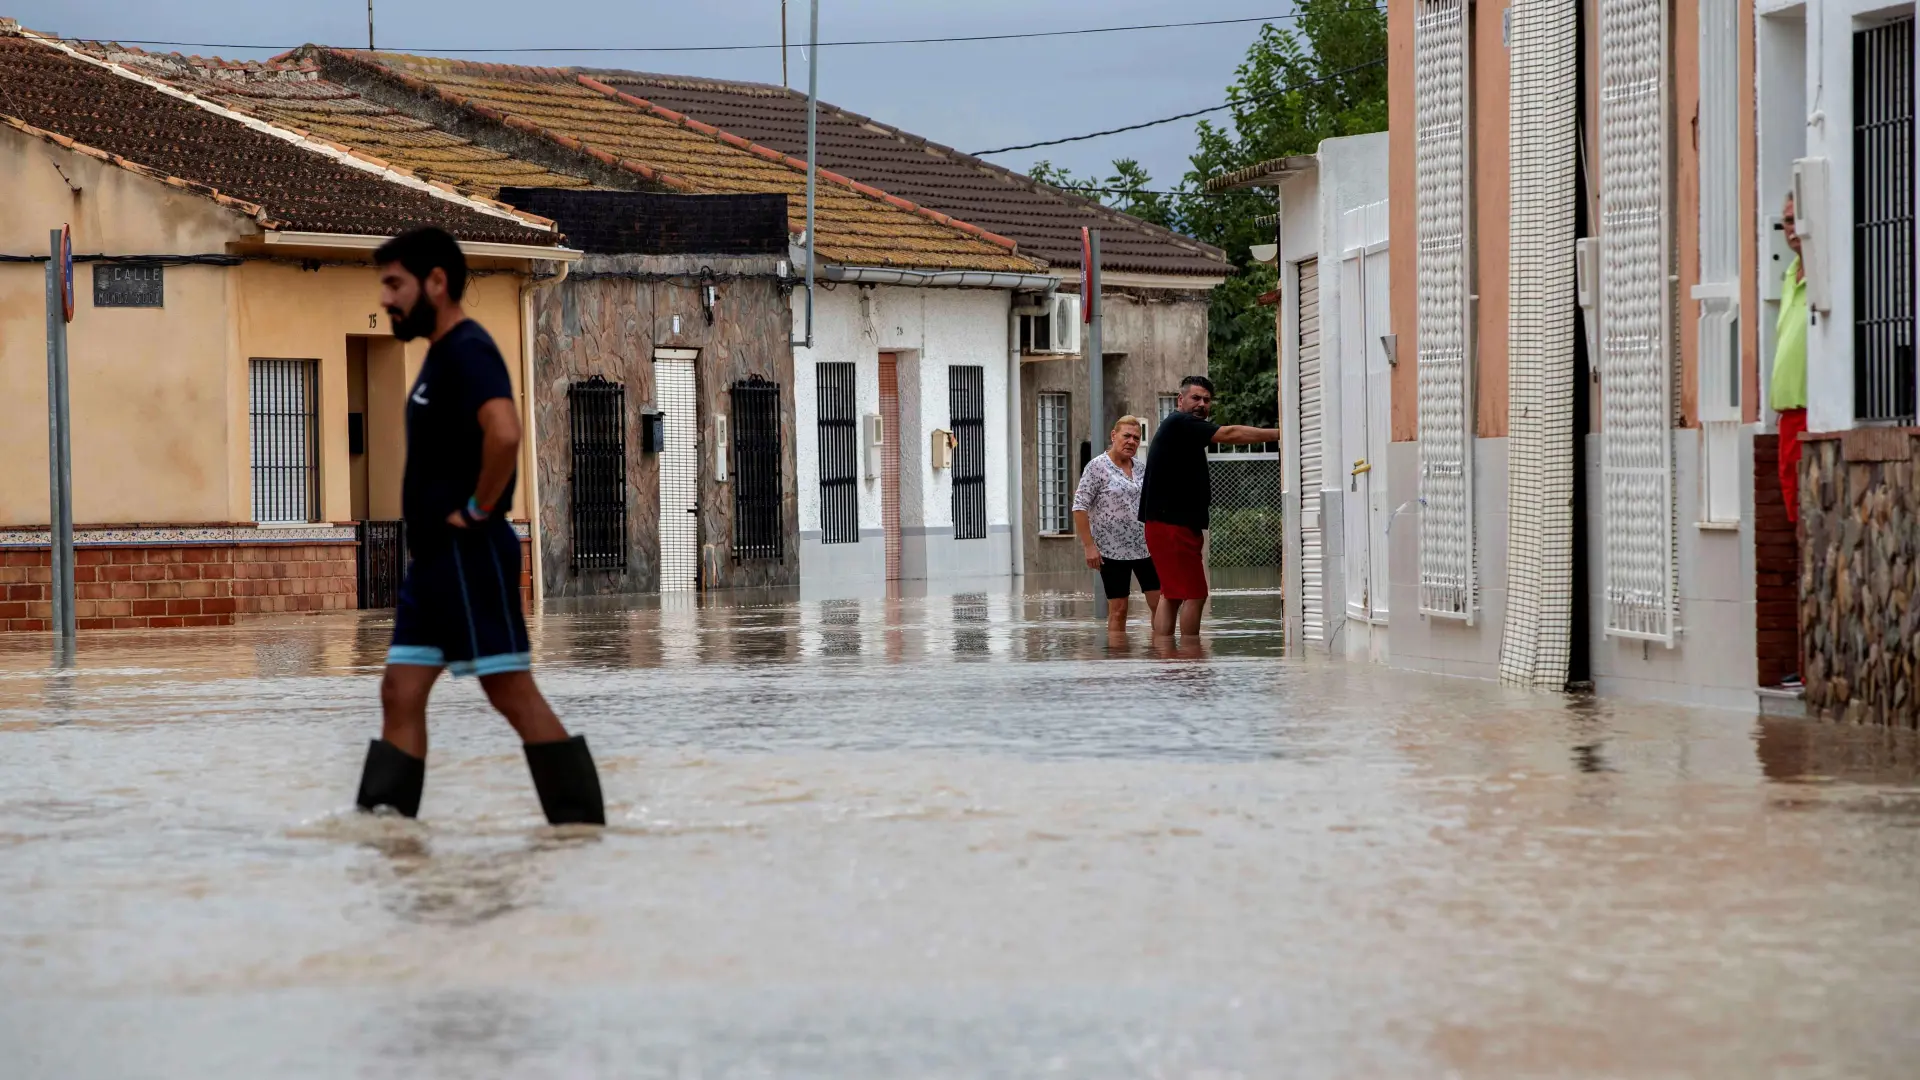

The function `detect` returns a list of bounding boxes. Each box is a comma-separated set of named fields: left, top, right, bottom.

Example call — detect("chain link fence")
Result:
left=1207, top=445, right=1283, bottom=568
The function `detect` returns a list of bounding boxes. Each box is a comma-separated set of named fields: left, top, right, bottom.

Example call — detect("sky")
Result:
left=17, top=0, right=1288, bottom=191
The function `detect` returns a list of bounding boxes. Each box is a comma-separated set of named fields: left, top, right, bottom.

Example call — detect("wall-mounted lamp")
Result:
left=1380, top=333, right=1398, bottom=367
left=700, top=269, right=718, bottom=325
left=1249, top=243, right=1278, bottom=265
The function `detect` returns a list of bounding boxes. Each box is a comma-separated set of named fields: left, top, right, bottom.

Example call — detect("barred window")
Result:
left=1037, top=392, right=1070, bottom=534
left=1853, top=17, right=1916, bottom=423
left=1158, top=393, right=1179, bottom=419
left=731, top=376, right=784, bottom=562
left=815, top=362, right=859, bottom=544
left=949, top=365, right=986, bottom=540
left=569, top=376, right=627, bottom=572
left=249, top=358, right=319, bottom=524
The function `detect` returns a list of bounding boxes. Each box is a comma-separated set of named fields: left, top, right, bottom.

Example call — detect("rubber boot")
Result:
left=355, top=738, right=425, bottom=818
left=523, top=735, right=606, bottom=826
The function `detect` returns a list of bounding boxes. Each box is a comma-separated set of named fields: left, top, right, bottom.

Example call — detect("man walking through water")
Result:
left=354, top=227, right=604, bottom=825
left=1138, top=375, right=1283, bottom=640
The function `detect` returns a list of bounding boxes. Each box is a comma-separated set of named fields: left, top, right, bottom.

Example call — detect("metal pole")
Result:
left=45, top=230, right=75, bottom=642
left=1087, top=230, right=1103, bottom=444
left=781, top=0, right=789, bottom=87
left=801, top=0, right=818, bottom=348
left=368, top=0, right=375, bottom=50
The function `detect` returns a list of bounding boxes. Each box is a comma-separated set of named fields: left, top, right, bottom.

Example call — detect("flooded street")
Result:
left=3, top=581, right=1918, bottom=1078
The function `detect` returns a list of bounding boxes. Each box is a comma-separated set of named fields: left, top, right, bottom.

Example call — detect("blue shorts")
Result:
left=387, top=524, right=530, bottom=677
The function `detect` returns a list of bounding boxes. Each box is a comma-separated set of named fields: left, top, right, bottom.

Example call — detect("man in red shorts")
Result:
left=1137, top=375, right=1283, bottom=639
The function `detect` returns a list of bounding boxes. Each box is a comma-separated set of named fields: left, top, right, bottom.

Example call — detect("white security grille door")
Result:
left=1599, top=0, right=1677, bottom=642
left=1299, top=258, right=1325, bottom=642
left=1363, top=238, right=1394, bottom=619
left=1498, top=0, right=1580, bottom=687
left=1696, top=0, right=1743, bottom=524
left=250, top=358, right=319, bottom=524
left=1415, top=0, right=1475, bottom=620
left=1339, top=201, right=1391, bottom=623
left=1037, top=392, right=1070, bottom=533
left=654, top=353, right=699, bottom=591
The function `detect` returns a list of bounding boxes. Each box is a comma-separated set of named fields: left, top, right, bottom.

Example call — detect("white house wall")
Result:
left=794, top=284, right=1015, bottom=590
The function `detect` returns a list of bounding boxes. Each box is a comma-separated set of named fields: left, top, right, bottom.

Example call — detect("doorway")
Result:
left=654, top=349, right=700, bottom=591
left=878, top=353, right=903, bottom=582
left=347, top=334, right=408, bottom=608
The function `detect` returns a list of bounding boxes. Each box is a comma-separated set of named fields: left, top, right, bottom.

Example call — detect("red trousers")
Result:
left=1777, top=408, right=1807, bottom=524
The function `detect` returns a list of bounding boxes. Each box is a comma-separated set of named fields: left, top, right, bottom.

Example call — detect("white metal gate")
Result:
left=1415, top=0, right=1476, bottom=620
left=1599, top=0, right=1677, bottom=643
left=654, top=351, right=699, bottom=591
left=1298, top=257, right=1325, bottom=642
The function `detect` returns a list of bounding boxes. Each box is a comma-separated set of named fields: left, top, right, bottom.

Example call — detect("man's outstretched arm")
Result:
left=1211, top=424, right=1282, bottom=445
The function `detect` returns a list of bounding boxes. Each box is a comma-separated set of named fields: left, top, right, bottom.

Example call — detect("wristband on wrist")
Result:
left=463, top=496, right=493, bottom=523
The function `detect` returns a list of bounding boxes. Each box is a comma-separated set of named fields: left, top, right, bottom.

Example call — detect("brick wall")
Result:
left=1752, top=433, right=1801, bottom=687
left=0, top=543, right=355, bottom=632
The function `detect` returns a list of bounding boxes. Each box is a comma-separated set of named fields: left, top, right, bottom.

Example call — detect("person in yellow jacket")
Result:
left=1771, top=193, right=1808, bottom=522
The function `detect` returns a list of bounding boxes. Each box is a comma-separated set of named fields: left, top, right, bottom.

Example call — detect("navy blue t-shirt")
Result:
left=1138, top=409, right=1220, bottom=532
left=402, top=319, right=516, bottom=548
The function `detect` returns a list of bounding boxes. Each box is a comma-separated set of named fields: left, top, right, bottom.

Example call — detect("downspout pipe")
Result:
left=519, top=258, right=571, bottom=611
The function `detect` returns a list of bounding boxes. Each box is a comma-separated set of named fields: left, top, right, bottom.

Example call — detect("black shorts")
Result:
left=1098, top=556, right=1160, bottom=599
left=387, top=524, right=530, bottom=677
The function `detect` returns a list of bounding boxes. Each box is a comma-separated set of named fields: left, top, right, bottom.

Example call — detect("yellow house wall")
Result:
left=4, top=127, right=533, bottom=528
left=1, top=127, right=246, bottom=526
left=230, top=265, right=528, bottom=524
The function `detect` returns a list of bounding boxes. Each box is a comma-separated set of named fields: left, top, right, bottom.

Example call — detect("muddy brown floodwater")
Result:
left=2, top=581, right=1918, bottom=1078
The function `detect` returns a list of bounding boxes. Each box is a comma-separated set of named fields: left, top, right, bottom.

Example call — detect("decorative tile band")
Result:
left=0, top=525, right=358, bottom=547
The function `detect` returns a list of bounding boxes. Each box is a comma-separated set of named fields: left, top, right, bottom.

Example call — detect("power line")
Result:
left=973, top=57, right=1386, bottom=156
left=91, top=13, right=1314, bottom=55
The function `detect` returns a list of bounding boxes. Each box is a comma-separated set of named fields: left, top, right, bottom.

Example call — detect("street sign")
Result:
left=59, top=224, right=73, bottom=323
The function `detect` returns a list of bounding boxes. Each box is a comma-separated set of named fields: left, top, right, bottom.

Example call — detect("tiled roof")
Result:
left=0, top=33, right=558, bottom=246
left=316, top=51, right=1042, bottom=273
left=72, top=44, right=596, bottom=200
left=579, top=69, right=1230, bottom=280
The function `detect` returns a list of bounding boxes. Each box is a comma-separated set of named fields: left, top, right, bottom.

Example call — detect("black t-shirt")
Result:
left=1138, top=409, right=1220, bottom=531
left=402, top=319, right=516, bottom=547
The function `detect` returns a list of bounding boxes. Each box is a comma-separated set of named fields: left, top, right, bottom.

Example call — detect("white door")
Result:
left=1297, top=258, right=1324, bottom=642
left=1339, top=249, right=1372, bottom=621
left=654, top=351, right=699, bottom=591
left=1363, top=242, right=1393, bottom=616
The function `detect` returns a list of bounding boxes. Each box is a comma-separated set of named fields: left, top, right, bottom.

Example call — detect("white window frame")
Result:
left=1694, top=0, right=1743, bottom=526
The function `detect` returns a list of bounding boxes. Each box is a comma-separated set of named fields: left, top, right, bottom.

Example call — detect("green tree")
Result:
left=1028, top=0, right=1388, bottom=428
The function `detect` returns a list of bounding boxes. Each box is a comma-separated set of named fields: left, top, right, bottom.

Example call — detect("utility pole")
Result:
left=791, top=0, right=816, bottom=348
left=781, top=0, right=788, bottom=88
left=367, top=0, right=375, bottom=50
left=1084, top=228, right=1104, bottom=443
left=45, top=228, right=75, bottom=645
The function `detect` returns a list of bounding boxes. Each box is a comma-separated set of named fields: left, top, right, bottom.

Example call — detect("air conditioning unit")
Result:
left=1020, top=293, right=1082, bottom=355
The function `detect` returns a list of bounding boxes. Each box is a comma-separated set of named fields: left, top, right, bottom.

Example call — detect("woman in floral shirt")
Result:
left=1072, top=415, right=1160, bottom=630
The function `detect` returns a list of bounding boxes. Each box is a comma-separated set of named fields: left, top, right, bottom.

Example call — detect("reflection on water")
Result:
left=2, top=583, right=1918, bottom=1078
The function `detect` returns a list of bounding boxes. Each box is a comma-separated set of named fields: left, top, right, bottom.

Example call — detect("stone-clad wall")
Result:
left=1799, top=428, right=1920, bottom=726
left=532, top=254, right=797, bottom=599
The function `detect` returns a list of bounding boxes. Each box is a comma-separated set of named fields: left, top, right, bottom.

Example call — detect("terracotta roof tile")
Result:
left=325, top=50, right=1041, bottom=273
left=70, top=43, right=596, bottom=201
left=580, top=69, right=1230, bottom=279
left=0, top=34, right=558, bottom=246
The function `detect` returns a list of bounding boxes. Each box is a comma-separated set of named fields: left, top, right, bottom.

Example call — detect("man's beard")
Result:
left=388, top=294, right=438, bottom=342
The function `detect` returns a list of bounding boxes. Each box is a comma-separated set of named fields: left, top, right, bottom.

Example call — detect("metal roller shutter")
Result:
left=1299, top=257, right=1325, bottom=642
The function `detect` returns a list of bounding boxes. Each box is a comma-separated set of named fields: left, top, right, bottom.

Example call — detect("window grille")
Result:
left=949, top=365, right=987, bottom=540
left=356, top=519, right=407, bottom=609
left=1158, top=393, right=1179, bottom=419
left=1037, top=392, right=1070, bottom=533
left=731, top=376, right=784, bottom=562
left=568, top=376, right=628, bottom=572
left=815, top=362, right=859, bottom=544
left=249, top=358, right=319, bottom=524
left=1853, top=17, right=1916, bottom=424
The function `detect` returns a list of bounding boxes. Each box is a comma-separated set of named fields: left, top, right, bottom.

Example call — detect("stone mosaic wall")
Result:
left=1799, top=428, right=1920, bottom=726
left=532, top=254, right=798, bottom=599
